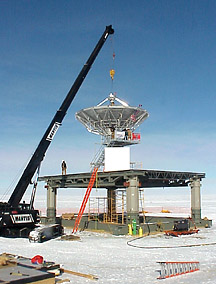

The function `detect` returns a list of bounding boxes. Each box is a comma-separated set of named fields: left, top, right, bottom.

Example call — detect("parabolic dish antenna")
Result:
left=76, top=93, right=149, bottom=137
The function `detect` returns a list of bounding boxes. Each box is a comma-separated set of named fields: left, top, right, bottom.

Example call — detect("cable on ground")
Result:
left=127, top=236, right=216, bottom=249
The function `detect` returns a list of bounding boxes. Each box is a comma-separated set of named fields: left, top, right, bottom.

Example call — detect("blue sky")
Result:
left=0, top=0, right=216, bottom=198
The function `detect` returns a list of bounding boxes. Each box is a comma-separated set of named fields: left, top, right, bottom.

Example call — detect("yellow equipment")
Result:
left=110, top=69, right=115, bottom=80
left=139, top=226, right=143, bottom=237
left=128, top=224, right=132, bottom=235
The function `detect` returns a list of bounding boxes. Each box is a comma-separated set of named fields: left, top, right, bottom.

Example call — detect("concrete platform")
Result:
left=39, top=169, right=212, bottom=235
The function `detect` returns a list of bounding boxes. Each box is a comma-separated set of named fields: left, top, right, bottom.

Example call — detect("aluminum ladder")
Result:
left=90, top=139, right=116, bottom=171
left=157, top=261, right=200, bottom=279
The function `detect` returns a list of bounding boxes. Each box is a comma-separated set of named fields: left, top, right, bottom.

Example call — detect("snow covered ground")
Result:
left=1, top=194, right=216, bottom=284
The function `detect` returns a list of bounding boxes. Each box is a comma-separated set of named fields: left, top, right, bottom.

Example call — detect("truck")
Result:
left=0, top=25, right=114, bottom=237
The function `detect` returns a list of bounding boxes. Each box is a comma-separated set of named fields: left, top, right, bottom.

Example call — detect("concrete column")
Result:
left=126, top=177, right=139, bottom=225
left=107, top=188, right=116, bottom=222
left=190, top=177, right=201, bottom=223
left=46, top=185, right=57, bottom=223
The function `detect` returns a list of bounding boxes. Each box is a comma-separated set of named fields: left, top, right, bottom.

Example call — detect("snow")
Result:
left=1, top=194, right=216, bottom=284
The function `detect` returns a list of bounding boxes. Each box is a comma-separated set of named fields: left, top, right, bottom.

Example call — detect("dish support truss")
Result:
left=76, top=105, right=149, bottom=137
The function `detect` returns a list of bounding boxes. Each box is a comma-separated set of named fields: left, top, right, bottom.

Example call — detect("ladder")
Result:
left=90, top=144, right=105, bottom=171
left=90, top=139, right=116, bottom=171
left=157, top=261, right=200, bottom=279
left=72, top=167, right=99, bottom=233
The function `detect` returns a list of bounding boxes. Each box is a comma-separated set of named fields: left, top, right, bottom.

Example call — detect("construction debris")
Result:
left=56, top=279, right=70, bottom=283
left=61, top=213, right=74, bottom=220
left=60, top=234, right=81, bottom=241
left=0, top=254, right=17, bottom=266
left=61, top=268, right=98, bottom=280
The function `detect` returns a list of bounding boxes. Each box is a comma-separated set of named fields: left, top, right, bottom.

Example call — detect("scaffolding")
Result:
left=88, top=189, right=145, bottom=225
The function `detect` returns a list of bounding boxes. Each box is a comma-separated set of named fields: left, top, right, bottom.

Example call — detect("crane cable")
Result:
left=109, top=35, right=115, bottom=89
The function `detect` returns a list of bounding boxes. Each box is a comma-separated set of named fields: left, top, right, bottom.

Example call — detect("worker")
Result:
left=124, top=129, right=128, bottom=140
left=110, top=126, right=115, bottom=139
left=127, top=129, right=131, bottom=140
left=61, top=160, right=67, bottom=175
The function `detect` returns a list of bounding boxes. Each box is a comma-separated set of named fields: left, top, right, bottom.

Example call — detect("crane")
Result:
left=0, top=25, right=114, bottom=237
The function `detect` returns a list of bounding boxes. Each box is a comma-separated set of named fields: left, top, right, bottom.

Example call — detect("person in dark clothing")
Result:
left=125, top=129, right=128, bottom=140
left=61, top=160, right=67, bottom=175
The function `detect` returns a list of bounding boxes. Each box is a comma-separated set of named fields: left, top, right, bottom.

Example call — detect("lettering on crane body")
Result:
left=46, top=122, right=61, bottom=141
left=10, top=214, right=34, bottom=224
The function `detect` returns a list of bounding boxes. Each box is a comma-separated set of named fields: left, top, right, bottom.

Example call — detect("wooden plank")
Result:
left=61, top=268, right=98, bottom=280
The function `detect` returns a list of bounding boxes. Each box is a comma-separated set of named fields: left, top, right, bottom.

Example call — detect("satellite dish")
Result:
left=76, top=93, right=149, bottom=139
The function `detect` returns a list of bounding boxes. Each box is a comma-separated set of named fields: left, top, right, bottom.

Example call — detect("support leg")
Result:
left=107, top=188, right=116, bottom=222
left=46, top=185, right=57, bottom=224
left=126, top=177, right=139, bottom=226
left=190, top=177, right=201, bottom=223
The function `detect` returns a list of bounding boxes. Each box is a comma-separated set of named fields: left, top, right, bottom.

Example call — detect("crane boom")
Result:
left=8, top=25, right=114, bottom=207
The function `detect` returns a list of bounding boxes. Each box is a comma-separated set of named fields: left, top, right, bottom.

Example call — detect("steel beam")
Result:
left=39, top=169, right=205, bottom=190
